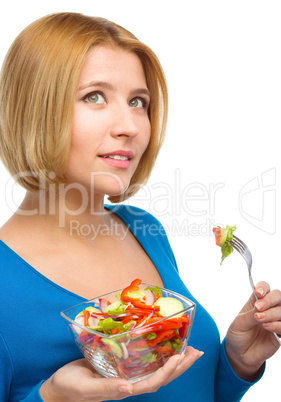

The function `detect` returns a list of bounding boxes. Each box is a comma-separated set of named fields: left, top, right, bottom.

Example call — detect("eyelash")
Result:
left=82, top=91, right=149, bottom=109
left=82, top=91, right=106, bottom=104
left=133, top=97, right=148, bottom=109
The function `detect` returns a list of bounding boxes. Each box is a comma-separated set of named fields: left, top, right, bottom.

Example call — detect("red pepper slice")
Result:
left=77, top=329, right=89, bottom=343
left=157, top=345, right=174, bottom=355
left=111, top=328, right=122, bottom=335
left=83, top=310, right=90, bottom=327
left=152, top=322, right=182, bottom=331
left=125, top=308, right=156, bottom=316
left=154, top=294, right=161, bottom=302
left=121, top=279, right=160, bottom=310
left=131, top=321, right=182, bottom=338
left=166, top=315, right=190, bottom=324
left=178, top=314, right=190, bottom=338
left=127, top=339, right=148, bottom=350
left=121, top=316, right=134, bottom=325
left=147, top=329, right=175, bottom=347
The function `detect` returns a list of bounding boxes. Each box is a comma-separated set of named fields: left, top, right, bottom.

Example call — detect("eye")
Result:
left=129, top=97, right=146, bottom=108
left=83, top=92, right=106, bottom=104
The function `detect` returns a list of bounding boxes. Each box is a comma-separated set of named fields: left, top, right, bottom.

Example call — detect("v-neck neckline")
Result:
left=0, top=205, right=166, bottom=301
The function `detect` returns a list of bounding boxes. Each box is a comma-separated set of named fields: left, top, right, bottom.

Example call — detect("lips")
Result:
left=99, top=150, right=134, bottom=160
left=98, top=150, right=134, bottom=169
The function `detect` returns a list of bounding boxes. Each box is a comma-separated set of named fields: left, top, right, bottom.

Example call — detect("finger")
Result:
left=262, top=320, right=281, bottom=338
left=82, top=375, right=133, bottom=400
left=254, top=305, right=281, bottom=324
left=239, top=282, right=270, bottom=314
left=132, top=347, right=203, bottom=395
left=161, top=348, right=204, bottom=385
left=255, top=289, right=281, bottom=312
left=254, top=281, right=270, bottom=299
left=234, top=308, right=257, bottom=331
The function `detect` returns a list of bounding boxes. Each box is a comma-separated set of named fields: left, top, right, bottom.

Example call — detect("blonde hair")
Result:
left=0, top=12, right=168, bottom=202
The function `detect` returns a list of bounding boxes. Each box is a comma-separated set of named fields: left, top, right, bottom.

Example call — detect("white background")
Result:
left=0, top=1, right=280, bottom=400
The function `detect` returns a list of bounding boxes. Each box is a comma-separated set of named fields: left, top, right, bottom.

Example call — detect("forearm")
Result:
left=214, top=339, right=265, bottom=402
left=225, top=338, right=265, bottom=382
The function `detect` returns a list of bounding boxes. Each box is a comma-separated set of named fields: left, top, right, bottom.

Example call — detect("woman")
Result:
left=0, top=12, right=280, bottom=402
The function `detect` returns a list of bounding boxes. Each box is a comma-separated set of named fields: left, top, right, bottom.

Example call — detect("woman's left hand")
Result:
left=225, top=281, right=281, bottom=381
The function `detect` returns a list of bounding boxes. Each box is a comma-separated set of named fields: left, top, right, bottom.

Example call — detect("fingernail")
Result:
left=255, top=312, right=265, bottom=319
left=119, top=386, right=133, bottom=394
left=255, top=300, right=265, bottom=311
left=257, top=288, right=264, bottom=296
left=197, top=351, right=204, bottom=358
left=262, top=322, right=271, bottom=329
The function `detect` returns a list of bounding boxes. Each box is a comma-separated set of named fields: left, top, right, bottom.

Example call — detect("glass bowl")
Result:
left=61, top=283, right=196, bottom=383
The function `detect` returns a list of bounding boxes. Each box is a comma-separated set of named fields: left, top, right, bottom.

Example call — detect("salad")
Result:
left=72, top=279, right=191, bottom=379
left=213, top=225, right=237, bottom=264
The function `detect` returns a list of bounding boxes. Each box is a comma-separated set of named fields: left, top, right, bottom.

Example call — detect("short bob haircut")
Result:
left=0, top=12, right=168, bottom=203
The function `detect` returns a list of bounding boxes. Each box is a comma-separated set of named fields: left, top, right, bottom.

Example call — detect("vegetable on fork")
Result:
left=213, top=225, right=237, bottom=264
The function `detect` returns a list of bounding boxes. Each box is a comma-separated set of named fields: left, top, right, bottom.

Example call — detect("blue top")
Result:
left=0, top=205, right=261, bottom=401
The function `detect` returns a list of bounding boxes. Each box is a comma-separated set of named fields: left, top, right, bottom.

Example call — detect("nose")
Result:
left=110, top=104, right=139, bottom=139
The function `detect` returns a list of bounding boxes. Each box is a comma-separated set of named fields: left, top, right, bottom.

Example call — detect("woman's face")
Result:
left=66, top=45, right=151, bottom=199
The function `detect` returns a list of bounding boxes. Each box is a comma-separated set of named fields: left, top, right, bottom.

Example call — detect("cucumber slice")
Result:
left=102, top=338, right=122, bottom=358
left=103, top=301, right=126, bottom=315
left=127, top=291, right=145, bottom=299
left=154, top=297, right=184, bottom=317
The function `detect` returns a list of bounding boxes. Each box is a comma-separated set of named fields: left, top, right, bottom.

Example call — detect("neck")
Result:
left=17, top=188, right=111, bottom=234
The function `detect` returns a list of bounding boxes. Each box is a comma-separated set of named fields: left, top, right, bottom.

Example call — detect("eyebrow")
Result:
left=78, top=81, right=114, bottom=92
left=77, top=80, right=151, bottom=99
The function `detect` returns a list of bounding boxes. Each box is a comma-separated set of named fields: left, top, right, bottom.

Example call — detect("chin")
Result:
left=96, top=177, right=130, bottom=198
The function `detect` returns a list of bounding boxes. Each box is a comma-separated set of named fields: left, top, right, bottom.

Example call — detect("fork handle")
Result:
left=248, top=273, right=258, bottom=301
left=273, top=331, right=281, bottom=345
left=250, top=274, right=281, bottom=345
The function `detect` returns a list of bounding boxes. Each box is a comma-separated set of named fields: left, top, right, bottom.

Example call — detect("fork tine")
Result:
left=232, top=236, right=252, bottom=258
left=232, top=235, right=249, bottom=252
left=231, top=236, right=252, bottom=263
left=231, top=239, right=249, bottom=257
left=231, top=242, right=251, bottom=265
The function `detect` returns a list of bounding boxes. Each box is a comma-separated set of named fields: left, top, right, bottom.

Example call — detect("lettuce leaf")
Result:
left=144, top=285, right=162, bottom=297
left=219, top=225, right=236, bottom=264
left=220, top=241, right=234, bottom=264
left=98, top=318, right=124, bottom=334
left=220, top=225, right=237, bottom=245
left=141, top=352, right=157, bottom=363
left=104, top=301, right=127, bottom=316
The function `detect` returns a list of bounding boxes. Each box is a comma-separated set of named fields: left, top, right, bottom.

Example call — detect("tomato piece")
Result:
left=213, top=227, right=221, bottom=246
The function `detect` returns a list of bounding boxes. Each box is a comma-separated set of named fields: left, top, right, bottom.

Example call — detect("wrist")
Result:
left=39, top=377, right=66, bottom=402
left=227, top=352, right=264, bottom=382
left=225, top=340, right=264, bottom=382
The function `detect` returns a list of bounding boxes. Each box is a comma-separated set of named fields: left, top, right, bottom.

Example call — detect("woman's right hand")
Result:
left=39, top=346, right=203, bottom=401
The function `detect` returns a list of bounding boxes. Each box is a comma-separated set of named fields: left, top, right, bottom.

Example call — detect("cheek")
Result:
left=140, top=119, right=151, bottom=153
left=70, top=109, right=104, bottom=151
left=71, top=108, right=93, bottom=143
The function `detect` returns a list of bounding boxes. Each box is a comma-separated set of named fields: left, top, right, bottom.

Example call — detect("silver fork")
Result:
left=230, top=234, right=281, bottom=345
